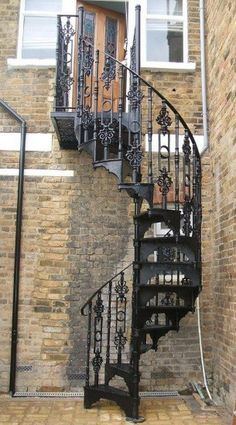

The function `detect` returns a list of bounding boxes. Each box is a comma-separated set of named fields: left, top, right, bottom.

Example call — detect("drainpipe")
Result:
left=199, top=0, right=209, bottom=152
left=0, top=100, right=27, bottom=395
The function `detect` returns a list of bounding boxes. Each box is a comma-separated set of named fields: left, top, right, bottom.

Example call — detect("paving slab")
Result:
left=0, top=395, right=230, bottom=425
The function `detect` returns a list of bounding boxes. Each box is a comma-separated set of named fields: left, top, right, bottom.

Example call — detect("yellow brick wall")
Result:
left=204, top=0, right=236, bottom=411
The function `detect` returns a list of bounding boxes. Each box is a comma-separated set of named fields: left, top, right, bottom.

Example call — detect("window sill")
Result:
left=7, top=58, right=56, bottom=69
left=141, top=61, right=196, bottom=72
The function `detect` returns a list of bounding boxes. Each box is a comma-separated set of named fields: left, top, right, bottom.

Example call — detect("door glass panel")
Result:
left=147, top=0, right=183, bottom=16
left=146, top=19, right=183, bottom=62
left=105, top=17, right=117, bottom=57
left=84, top=11, right=95, bottom=45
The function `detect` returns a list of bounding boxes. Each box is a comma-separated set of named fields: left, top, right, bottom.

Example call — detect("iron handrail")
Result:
left=55, top=13, right=201, bottom=163
left=78, top=37, right=201, bottom=164
left=81, top=263, right=132, bottom=316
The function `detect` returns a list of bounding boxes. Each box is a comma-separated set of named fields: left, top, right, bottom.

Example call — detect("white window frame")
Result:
left=7, top=0, right=76, bottom=68
left=128, top=0, right=195, bottom=72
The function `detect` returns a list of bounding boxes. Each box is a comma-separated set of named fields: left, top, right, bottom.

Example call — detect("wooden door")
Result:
left=76, top=1, right=126, bottom=111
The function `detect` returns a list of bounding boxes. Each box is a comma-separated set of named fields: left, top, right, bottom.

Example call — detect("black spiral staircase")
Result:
left=51, top=6, right=202, bottom=422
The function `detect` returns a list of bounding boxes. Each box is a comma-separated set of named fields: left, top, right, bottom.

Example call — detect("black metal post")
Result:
left=0, top=100, right=26, bottom=395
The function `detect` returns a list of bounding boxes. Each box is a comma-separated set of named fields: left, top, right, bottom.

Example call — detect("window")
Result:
left=128, top=0, right=195, bottom=71
left=8, top=0, right=75, bottom=67
left=21, top=0, right=62, bottom=59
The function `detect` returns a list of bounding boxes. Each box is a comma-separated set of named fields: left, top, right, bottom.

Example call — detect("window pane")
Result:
left=147, top=0, right=183, bottom=16
left=25, top=0, right=62, bottom=12
left=22, top=16, right=57, bottom=59
left=146, top=19, right=183, bottom=62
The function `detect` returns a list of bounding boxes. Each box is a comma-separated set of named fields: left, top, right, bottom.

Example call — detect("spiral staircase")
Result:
left=51, top=6, right=202, bottom=422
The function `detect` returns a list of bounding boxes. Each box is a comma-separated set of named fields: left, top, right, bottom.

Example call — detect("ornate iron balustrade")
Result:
left=54, top=11, right=201, bottom=242
left=81, top=264, right=132, bottom=389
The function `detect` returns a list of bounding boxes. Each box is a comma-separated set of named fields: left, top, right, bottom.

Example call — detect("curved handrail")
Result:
left=81, top=263, right=132, bottom=316
left=80, top=37, right=201, bottom=164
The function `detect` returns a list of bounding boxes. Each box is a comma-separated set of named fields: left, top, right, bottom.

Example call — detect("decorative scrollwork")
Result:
left=114, top=328, right=127, bottom=350
left=156, top=166, right=172, bottom=196
left=181, top=276, right=192, bottom=285
left=98, top=119, right=118, bottom=145
left=94, top=292, right=104, bottom=318
left=182, top=196, right=193, bottom=236
left=101, top=56, right=116, bottom=90
left=162, top=247, right=176, bottom=262
left=126, top=143, right=143, bottom=167
left=58, top=74, right=74, bottom=93
left=81, top=107, right=93, bottom=129
left=60, top=18, right=76, bottom=45
left=84, top=44, right=94, bottom=76
left=161, top=293, right=175, bottom=306
left=92, top=348, right=103, bottom=373
left=156, top=101, right=172, bottom=135
left=182, top=131, right=191, bottom=161
left=127, top=79, right=143, bottom=108
left=115, top=274, right=129, bottom=302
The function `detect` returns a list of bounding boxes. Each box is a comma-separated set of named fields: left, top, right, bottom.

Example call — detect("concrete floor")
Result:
left=0, top=394, right=230, bottom=425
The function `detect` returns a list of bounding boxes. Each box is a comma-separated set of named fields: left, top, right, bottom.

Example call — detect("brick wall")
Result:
left=0, top=0, right=206, bottom=393
left=204, top=0, right=236, bottom=411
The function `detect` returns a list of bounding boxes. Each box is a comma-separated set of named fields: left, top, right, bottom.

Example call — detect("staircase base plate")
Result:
left=126, top=416, right=145, bottom=423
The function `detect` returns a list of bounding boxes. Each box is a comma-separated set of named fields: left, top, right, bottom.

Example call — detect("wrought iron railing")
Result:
left=81, top=264, right=132, bottom=388
left=54, top=10, right=201, bottom=242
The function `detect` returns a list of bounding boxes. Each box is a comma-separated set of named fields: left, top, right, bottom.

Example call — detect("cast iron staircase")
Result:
left=52, top=5, right=202, bottom=422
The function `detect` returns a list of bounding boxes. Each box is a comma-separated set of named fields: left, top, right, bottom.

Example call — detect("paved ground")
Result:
left=0, top=395, right=230, bottom=425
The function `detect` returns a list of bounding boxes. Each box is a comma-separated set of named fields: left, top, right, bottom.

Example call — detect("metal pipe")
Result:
left=0, top=99, right=26, bottom=396
left=196, top=297, right=214, bottom=401
left=199, top=0, right=209, bottom=152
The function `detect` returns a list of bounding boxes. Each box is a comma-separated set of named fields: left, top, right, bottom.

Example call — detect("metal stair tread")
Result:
left=86, top=384, right=131, bottom=398
left=138, top=305, right=192, bottom=311
left=139, top=236, right=196, bottom=244
left=134, top=208, right=180, bottom=220
left=142, top=324, right=176, bottom=332
left=138, top=283, right=199, bottom=290
left=108, top=363, right=134, bottom=373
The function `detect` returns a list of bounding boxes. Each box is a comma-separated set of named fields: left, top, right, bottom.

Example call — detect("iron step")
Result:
left=138, top=283, right=200, bottom=307
left=94, top=158, right=132, bottom=181
left=137, top=305, right=192, bottom=328
left=139, top=236, right=198, bottom=263
left=105, top=363, right=138, bottom=394
left=137, top=261, right=200, bottom=286
left=134, top=208, right=181, bottom=238
left=84, top=384, right=136, bottom=419
left=118, top=183, right=154, bottom=207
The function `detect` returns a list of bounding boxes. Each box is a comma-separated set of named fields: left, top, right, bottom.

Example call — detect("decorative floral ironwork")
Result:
left=156, top=101, right=172, bottom=135
left=61, top=18, right=76, bottom=44
left=114, top=328, right=127, bottom=350
left=94, top=293, right=104, bottom=318
left=115, top=275, right=129, bottom=302
left=126, top=143, right=143, bottom=167
left=81, top=107, right=93, bottom=129
left=181, top=276, right=192, bottom=285
left=156, top=167, right=172, bottom=196
left=127, top=80, right=143, bottom=108
left=92, top=348, right=103, bottom=373
left=161, top=293, right=175, bottom=306
left=162, top=247, right=175, bottom=262
left=182, top=131, right=191, bottom=161
left=58, top=73, right=74, bottom=94
left=102, top=57, right=116, bottom=90
left=130, top=35, right=136, bottom=72
left=84, top=44, right=94, bottom=76
left=182, top=196, right=193, bottom=236
left=98, top=119, right=118, bottom=145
